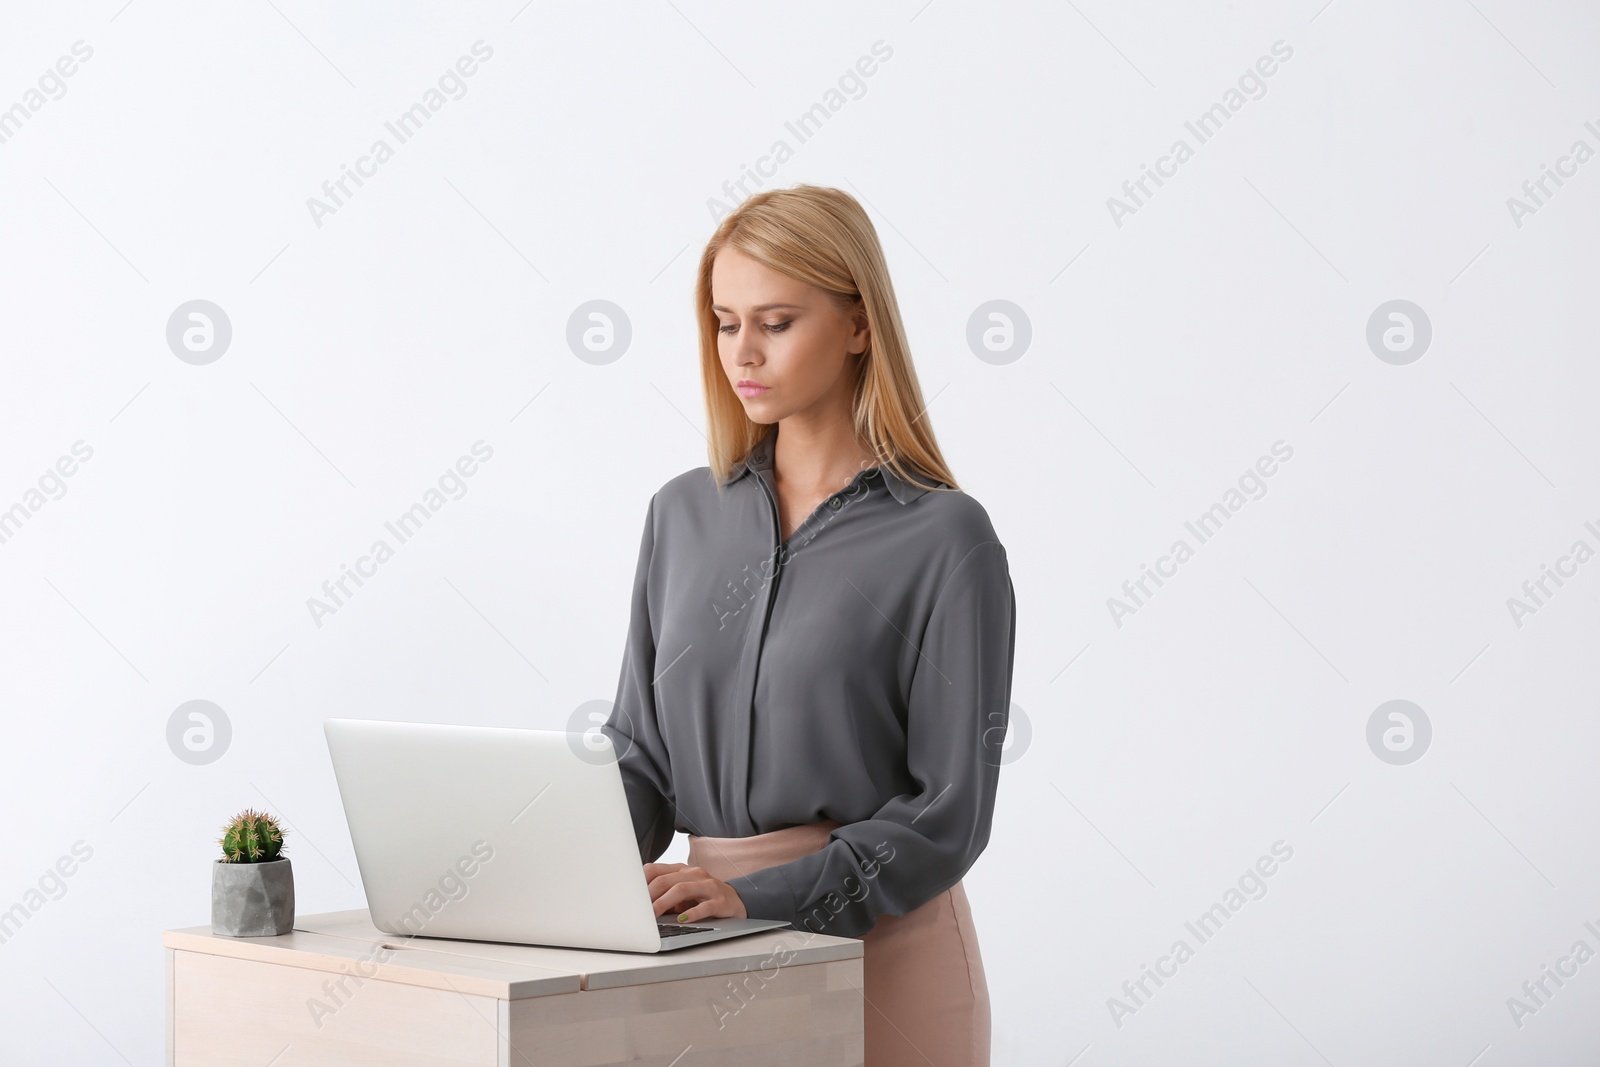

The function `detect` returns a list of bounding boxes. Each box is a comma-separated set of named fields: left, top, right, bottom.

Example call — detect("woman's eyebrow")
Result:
left=711, top=302, right=805, bottom=313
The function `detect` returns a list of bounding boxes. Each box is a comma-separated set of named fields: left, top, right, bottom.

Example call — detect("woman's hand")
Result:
left=644, top=862, right=748, bottom=923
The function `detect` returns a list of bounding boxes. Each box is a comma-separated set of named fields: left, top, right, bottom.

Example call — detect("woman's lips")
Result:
left=737, top=383, right=770, bottom=397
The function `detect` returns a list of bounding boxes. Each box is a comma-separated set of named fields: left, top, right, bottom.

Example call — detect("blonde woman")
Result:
left=603, top=184, right=1016, bottom=1066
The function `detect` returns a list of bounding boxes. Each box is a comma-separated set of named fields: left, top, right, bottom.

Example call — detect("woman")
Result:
left=602, top=184, right=1016, bottom=1066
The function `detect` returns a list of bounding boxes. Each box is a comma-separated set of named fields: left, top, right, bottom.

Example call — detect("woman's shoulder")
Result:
left=655, top=466, right=707, bottom=497
left=643, top=465, right=739, bottom=526
left=909, top=479, right=1004, bottom=548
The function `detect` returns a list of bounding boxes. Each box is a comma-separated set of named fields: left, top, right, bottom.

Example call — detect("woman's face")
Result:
left=711, top=246, right=868, bottom=425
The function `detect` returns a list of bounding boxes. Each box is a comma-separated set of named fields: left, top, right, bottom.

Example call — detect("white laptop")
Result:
left=323, top=718, right=791, bottom=953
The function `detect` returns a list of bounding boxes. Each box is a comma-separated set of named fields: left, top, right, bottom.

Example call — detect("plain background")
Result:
left=2, top=1, right=1598, bottom=1063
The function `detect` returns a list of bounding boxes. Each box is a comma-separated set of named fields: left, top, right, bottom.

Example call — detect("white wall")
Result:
left=1, top=1, right=1596, bottom=1063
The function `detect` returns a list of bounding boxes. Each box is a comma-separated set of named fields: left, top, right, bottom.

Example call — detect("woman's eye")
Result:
left=717, top=321, right=791, bottom=334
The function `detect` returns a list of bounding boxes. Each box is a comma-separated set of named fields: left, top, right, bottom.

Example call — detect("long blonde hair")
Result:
left=694, top=184, right=959, bottom=494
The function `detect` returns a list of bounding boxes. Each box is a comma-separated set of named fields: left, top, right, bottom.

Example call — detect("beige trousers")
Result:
left=687, top=819, right=991, bottom=1067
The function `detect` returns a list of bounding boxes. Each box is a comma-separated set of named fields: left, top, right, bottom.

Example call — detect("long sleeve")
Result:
left=726, top=539, right=1017, bottom=939
left=602, top=492, right=678, bottom=864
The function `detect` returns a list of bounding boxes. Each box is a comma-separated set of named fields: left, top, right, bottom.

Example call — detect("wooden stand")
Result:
left=164, top=908, right=864, bottom=1066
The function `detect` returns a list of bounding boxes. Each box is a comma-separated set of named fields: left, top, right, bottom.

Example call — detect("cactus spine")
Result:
left=218, top=808, right=289, bottom=863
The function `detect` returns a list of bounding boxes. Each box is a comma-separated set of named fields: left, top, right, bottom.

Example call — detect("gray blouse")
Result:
left=602, top=428, right=1016, bottom=939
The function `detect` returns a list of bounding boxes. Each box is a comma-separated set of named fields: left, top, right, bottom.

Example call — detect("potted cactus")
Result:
left=211, top=808, right=295, bottom=937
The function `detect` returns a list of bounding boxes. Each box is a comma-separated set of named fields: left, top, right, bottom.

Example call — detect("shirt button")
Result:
left=827, top=496, right=842, bottom=510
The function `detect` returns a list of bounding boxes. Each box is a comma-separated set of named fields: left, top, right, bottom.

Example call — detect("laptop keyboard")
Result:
left=658, top=921, right=716, bottom=937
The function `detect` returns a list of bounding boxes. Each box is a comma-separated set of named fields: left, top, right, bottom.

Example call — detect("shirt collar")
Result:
left=719, top=432, right=935, bottom=505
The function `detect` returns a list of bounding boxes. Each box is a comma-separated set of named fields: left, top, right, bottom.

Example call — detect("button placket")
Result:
left=728, top=465, right=788, bottom=835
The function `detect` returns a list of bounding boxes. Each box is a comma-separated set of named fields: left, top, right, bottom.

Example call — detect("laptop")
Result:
left=322, top=718, right=792, bottom=953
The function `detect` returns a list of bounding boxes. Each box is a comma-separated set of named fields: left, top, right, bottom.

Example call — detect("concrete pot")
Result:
left=211, top=857, right=295, bottom=937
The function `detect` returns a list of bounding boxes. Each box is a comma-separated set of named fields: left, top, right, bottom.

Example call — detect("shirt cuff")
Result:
left=726, top=866, right=796, bottom=927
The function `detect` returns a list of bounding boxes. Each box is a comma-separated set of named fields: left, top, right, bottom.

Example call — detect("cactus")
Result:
left=217, top=808, right=289, bottom=864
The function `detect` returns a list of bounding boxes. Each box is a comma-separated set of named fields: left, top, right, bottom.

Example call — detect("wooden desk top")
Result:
left=163, top=909, right=863, bottom=1000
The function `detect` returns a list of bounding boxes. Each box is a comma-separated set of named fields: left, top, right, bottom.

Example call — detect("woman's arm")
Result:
left=727, top=539, right=1017, bottom=939
left=602, top=492, right=678, bottom=864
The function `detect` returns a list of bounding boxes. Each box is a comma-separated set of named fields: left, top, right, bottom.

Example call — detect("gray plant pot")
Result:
left=211, top=857, right=295, bottom=937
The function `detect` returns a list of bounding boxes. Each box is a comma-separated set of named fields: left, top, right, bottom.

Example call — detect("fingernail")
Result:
left=678, top=913, right=688, bottom=923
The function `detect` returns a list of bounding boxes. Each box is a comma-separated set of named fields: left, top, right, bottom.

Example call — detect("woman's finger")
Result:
left=644, top=866, right=692, bottom=897
left=647, top=867, right=717, bottom=901
left=653, top=879, right=716, bottom=916
left=643, top=862, right=686, bottom=881
left=657, top=880, right=739, bottom=923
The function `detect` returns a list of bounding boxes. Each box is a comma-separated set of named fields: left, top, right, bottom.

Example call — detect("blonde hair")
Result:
left=694, top=184, right=959, bottom=494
